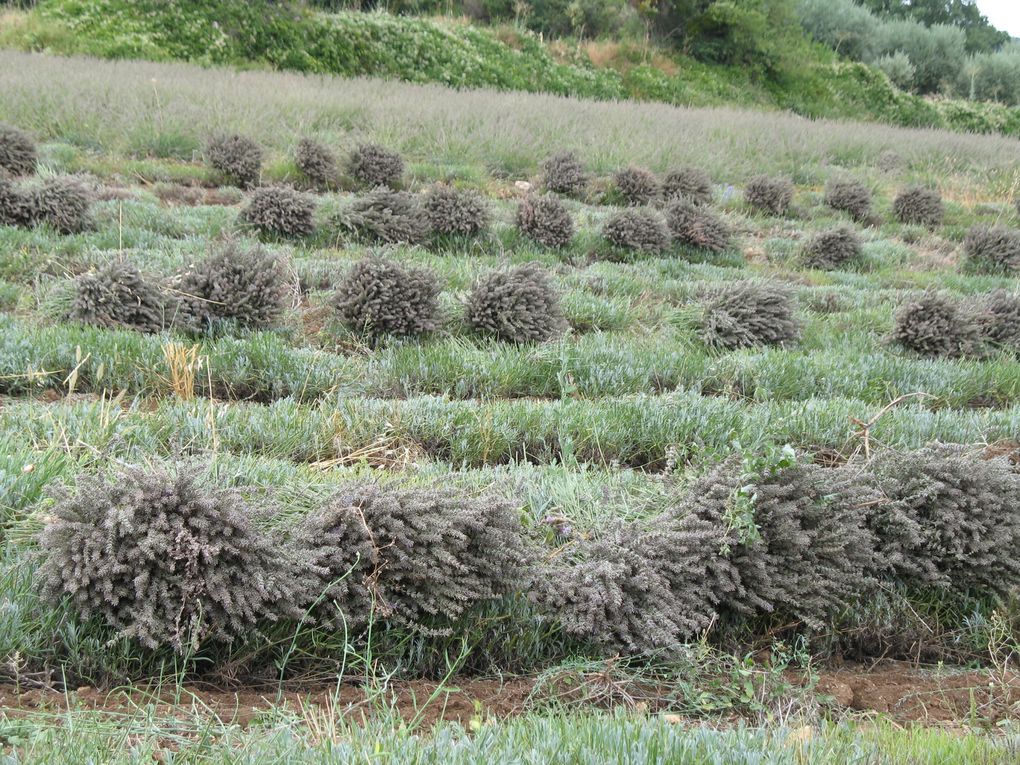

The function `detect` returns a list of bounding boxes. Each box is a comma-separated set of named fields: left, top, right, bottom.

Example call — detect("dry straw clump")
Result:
left=892, top=290, right=980, bottom=358
left=613, top=166, right=659, bottom=206
left=972, top=289, right=1020, bottom=351
left=205, top=134, right=263, bottom=189
left=348, top=143, right=404, bottom=188
left=339, top=189, right=429, bottom=245
left=465, top=263, right=565, bottom=343
left=662, top=166, right=713, bottom=205
left=423, top=184, right=489, bottom=237
left=537, top=519, right=721, bottom=655
left=963, top=225, right=1020, bottom=274
left=0, top=173, right=35, bottom=227
left=178, top=241, right=291, bottom=330
left=38, top=466, right=306, bottom=652
left=516, top=194, right=574, bottom=248
left=669, top=455, right=878, bottom=631
left=70, top=260, right=172, bottom=334
left=240, top=185, right=316, bottom=238
left=893, top=186, right=943, bottom=227
left=294, top=482, right=531, bottom=633
left=744, top=176, right=794, bottom=216
left=31, top=176, right=93, bottom=234
left=602, top=208, right=671, bottom=253
left=823, top=179, right=872, bottom=222
left=699, top=281, right=801, bottom=350
left=870, top=445, right=1020, bottom=594
left=295, top=137, right=338, bottom=189
left=542, top=151, right=588, bottom=195
left=332, top=257, right=442, bottom=338
left=802, top=226, right=863, bottom=270
left=664, top=199, right=731, bottom=252
left=0, top=123, right=37, bottom=177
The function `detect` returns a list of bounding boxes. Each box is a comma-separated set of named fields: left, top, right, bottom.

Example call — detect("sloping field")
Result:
left=1, top=50, right=1020, bottom=761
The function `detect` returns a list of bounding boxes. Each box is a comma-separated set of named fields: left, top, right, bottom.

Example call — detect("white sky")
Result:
left=976, top=0, right=1020, bottom=37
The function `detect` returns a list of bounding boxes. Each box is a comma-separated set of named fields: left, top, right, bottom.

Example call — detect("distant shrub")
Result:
left=294, top=482, right=530, bottom=633
left=669, top=454, right=878, bottom=630
left=873, top=51, right=916, bottom=91
left=338, top=189, right=429, bottom=245
left=31, top=176, right=93, bottom=234
left=516, top=194, right=574, bottom=248
left=893, top=186, right=943, bottom=227
left=613, top=166, right=659, bottom=206
left=240, top=185, right=316, bottom=238
left=205, top=134, right=263, bottom=189
left=972, top=289, right=1020, bottom=352
left=661, top=166, right=713, bottom=205
left=295, top=137, right=338, bottom=189
left=332, top=257, right=441, bottom=338
left=348, top=143, right=404, bottom=188
left=699, top=281, right=801, bottom=350
left=178, top=241, right=291, bottom=330
left=38, top=465, right=306, bottom=652
left=892, top=291, right=980, bottom=358
left=423, top=184, right=489, bottom=237
left=542, top=151, right=588, bottom=195
left=870, top=445, right=1020, bottom=594
left=70, top=260, right=171, bottom=334
left=744, top=175, right=794, bottom=216
left=802, top=226, right=863, bottom=270
left=824, top=179, right=872, bottom=222
left=963, top=225, right=1020, bottom=274
left=602, top=208, right=670, bottom=253
left=664, top=199, right=731, bottom=252
left=0, top=123, right=36, bottom=177
left=537, top=519, right=718, bottom=655
left=0, top=173, right=34, bottom=227
left=465, top=263, right=564, bottom=343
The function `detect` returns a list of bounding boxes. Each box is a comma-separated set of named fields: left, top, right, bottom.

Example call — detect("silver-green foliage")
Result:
left=38, top=465, right=307, bottom=651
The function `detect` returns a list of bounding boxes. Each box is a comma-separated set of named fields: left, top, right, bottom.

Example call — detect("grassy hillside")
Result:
left=2, top=48, right=1020, bottom=761
left=3, top=0, right=1020, bottom=138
